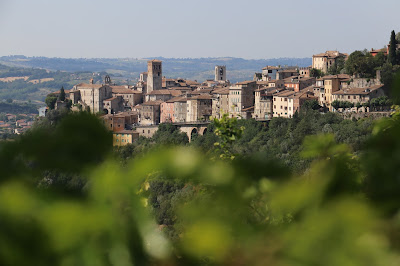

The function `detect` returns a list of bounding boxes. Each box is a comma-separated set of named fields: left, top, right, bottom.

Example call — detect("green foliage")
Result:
left=59, top=87, right=65, bottom=101
left=4, top=92, right=400, bottom=265
left=332, top=100, right=354, bottom=110
left=310, top=68, right=323, bottom=78
left=328, top=57, right=345, bottom=75
left=152, top=123, right=189, bottom=146
left=302, top=99, right=321, bottom=110
left=389, top=30, right=397, bottom=65
left=45, top=96, right=57, bottom=110
left=344, top=50, right=379, bottom=78
left=213, top=113, right=245, bottom=160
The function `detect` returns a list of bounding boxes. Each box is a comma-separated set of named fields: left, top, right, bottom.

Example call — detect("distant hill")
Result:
left=0, top=55, right=312, bottom=102
left=0, top=55, right=311, bottom=82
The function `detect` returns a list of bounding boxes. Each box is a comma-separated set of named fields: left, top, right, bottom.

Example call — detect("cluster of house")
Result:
left=47, top=51, right=388, bottom=146
left=0, top=113, right=36, bottom=135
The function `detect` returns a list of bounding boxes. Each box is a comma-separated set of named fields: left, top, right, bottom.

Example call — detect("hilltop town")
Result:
left=39, top=37, right=399, bottom=145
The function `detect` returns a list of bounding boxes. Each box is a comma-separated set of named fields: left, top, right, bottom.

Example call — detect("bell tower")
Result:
left=215, top=65, right=226, bottom=82
left=147, top=60, right=162, bottom=94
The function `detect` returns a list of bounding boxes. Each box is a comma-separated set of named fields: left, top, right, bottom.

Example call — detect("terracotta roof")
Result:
left=242, top=106, right=254, bottom=111
left=236, top=81, right=256, bottom=85
left=75, top=83, right=104, bottom=89
left=262, top=66, right=281, bottom=70
left=278, top=69, right=298, bottom=73
left=332, top=85, right=384, bottom=95
left=113, top=130, right=139, bottom=134
left=112, top=87, right=142, bottom=94
left=189, top=94, right=212, bottom=100
left=148, top=89, right=172, bottom=95
left=313, top=51, right=348, bottom=58
left=166, top=96, right=187, bottom=103
left=169, top=86, right=192, bottom=91
left=212, top=87, right=229, bottom=94
left=148, top=59, right=162, bottom=63
left=104, top=97, right=119, bottom=101
left=142, top=100, right=163, bottom=106
left=274, top=90, right=295, bottom=97
left=184, top=80, right=200, bottom=85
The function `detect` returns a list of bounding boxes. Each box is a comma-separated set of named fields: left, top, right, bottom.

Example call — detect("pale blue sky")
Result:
left=0, top=0, right=399, bottom=59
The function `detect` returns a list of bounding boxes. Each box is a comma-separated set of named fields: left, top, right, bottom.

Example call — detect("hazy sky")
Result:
left=0, top=0, right=399, bottom=59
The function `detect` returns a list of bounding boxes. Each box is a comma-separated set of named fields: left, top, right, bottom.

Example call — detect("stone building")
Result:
left=277, top=69, right=299, bottom=80
left=262, top=66, right=281, bottom=81
left=145, top=89, right=181, bottom=102
left=228, top=81, right=257, bottom=118
left=172, top=97, right=188, bottom=123
left=140, top=100, right=162, bottom=125
left=272, top=89, right=295, bottom=118
left=215, top=65, right=226, bottom=82
left=113, top=130, right=139, bottom=146
left=70, top=81, right=113, bottom=113
left=160, top=100, right=175, bottom=123
left=103, top=96, right=124, bottom=115
left=312, top=51, right=348, bottom=73
left=212, top=87, right=230, bottom=119
left=283, top=76, right=316, bottom=92
left=146, top=60, right=162, bottom=94
left=322, top=75, right=341, bottom=111
left=111, top=86, right=143, bottom=109
left=254, top=87, right=281, bottom=120
left=332, top=85, right=385, bottom=107
left=186, top=94, right=212, bottom=122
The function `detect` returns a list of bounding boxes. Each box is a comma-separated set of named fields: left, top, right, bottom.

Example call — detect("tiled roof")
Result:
left=142, top=100, right=163, bottom=106
left=112, top=87, right=142, bottom=94
left=332, top=85, right=384, bottom=95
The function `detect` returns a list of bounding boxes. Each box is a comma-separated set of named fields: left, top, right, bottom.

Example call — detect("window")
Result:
left=148, top=130, right=150, bottom=133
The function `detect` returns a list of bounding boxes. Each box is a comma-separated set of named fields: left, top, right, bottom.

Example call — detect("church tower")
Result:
left=215, top=65, right=226, bottom=82
left=147, top=60, right=162, bottom=94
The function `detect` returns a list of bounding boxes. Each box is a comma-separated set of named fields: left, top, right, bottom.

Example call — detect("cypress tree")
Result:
left=59, top=86, right=66, bottom=101
left=388, top=30, right=397, bottom=65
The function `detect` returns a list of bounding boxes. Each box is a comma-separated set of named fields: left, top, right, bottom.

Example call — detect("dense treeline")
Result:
left=2, top=99, right=400, bottom=264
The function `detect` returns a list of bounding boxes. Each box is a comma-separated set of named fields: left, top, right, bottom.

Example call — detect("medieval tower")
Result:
left=215, top=65, right=226, bottom=82
left=147, top=59, right=162, bottom=94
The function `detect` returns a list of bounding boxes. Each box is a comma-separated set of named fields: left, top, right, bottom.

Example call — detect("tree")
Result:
left=59, top=86, right=66, bottom=101
left=388, top=30, right=397, bottom=65
left=302, top=99, right=321, bottom=111
left=344, top=50, right=375, bottom=78
left=310, top=68, right=323, bottom=78
left=373, top=51, right=386, bottom=69
left=45, top=96, right=57, bottom=110
left=6, top=98, right=13, bottom=103
left=328, top=57, right=345, bottom=75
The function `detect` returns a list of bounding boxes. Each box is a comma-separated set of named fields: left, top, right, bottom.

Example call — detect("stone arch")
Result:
left=190, top=127, right=198, bottom=141
left=199, top=127, right=208, bottom=136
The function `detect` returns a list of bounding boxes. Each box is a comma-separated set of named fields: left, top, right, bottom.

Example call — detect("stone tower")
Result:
left=215, top=65, right=226, bottom=82
left=147, top=60, right=162, bottom=94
